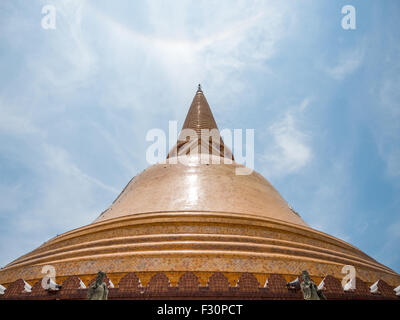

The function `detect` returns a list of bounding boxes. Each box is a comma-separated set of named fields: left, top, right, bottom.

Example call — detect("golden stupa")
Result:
left=0, top=86, right=399, bottom=299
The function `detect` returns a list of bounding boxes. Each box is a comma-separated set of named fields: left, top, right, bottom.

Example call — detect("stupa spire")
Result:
left=181, top=84, right=218, bottom=136
left=168, top=85, right=233, bottom=159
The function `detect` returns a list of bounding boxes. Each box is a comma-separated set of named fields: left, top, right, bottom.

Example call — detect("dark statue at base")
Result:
left=87, top=271, right=109, bottom=300
left=300, top=270, right=327, bottom=300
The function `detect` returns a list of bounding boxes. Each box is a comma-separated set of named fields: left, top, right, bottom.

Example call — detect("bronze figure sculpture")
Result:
left=87, top=271, right=108, bottom=300
left=300, top=270, right=327, bottom=300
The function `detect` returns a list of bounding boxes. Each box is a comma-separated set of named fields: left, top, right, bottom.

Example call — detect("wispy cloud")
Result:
left=324, top=47, right=364, bottom=80
left=261, top=98, right=313, bottom=178
left=0, top=106, right=44, bottom=136
left=31, top=0, right=96, bottom=91
left=42, top=143, right=119, bottom=194
left=88, top=0, right=293, bottom=114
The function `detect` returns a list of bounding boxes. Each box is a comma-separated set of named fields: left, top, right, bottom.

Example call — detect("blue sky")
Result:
left=0, top=1, right=399, bottom=274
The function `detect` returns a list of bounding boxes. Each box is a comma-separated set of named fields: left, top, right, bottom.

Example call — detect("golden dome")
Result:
left=95, top=155, right=307, bottom=227
left=0, top=87, right=399, bottom=298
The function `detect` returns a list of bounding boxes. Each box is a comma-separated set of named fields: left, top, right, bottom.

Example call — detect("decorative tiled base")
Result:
left=1, top=272, right=398, bottom=300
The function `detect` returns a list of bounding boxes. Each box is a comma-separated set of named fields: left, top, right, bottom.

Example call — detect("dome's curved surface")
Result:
left=95, top=155, right=307, bottom=227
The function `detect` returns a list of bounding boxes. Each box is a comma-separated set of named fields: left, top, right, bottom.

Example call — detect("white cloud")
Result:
left=325, top=47, right=364, bottom=80
left=88, top=0, right=294, bottom=115
left=0, top=109, right=44, bottom=137
left=31, top=0, right=96, bottom=91
left=42, top=143, right=119, bottom=194
left=261, top=98, right=312, bottom=177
